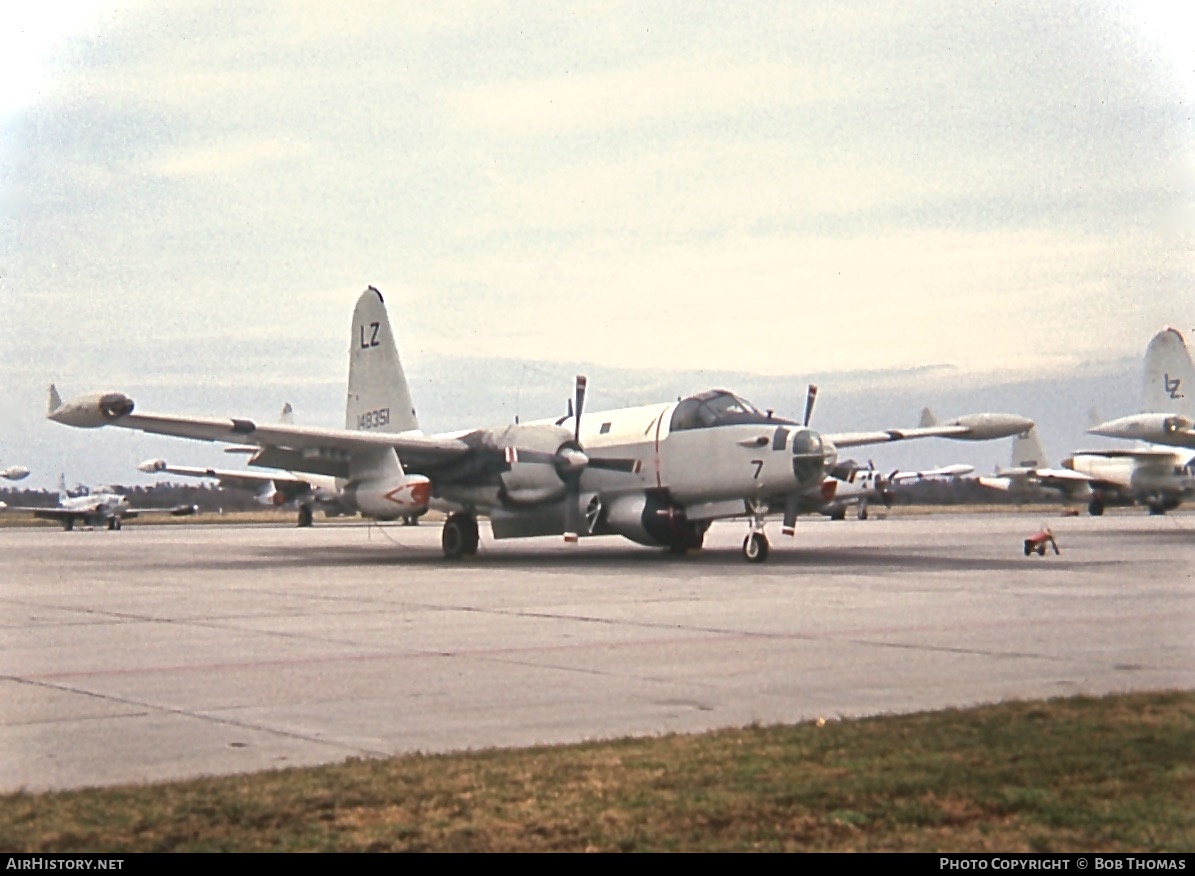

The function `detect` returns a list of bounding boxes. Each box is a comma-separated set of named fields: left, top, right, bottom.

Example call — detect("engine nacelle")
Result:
left=343, top=473, right=431, bottom=520
left=948, top=413, right=1036, bottom=441
left=598, top=490, right=705, bottom=549
left=0, top=466, right=30, bottom=481
left=48, top=392, right=135, bottom=428
left=138, top=458, right=168, bottom=473
left=485, top=423, right=575, bottom=506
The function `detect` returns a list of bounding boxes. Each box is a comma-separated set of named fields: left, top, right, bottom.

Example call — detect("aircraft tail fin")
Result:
left=918, top=408, right=939, bottom=428
left=1011, top=425, right=1048, bottom=469
left=345, top=286, right=421, bottom=434
left=1142, top=327, right=1194, bottom=416
left=280, top=403, right=295, bottom=425
left=47, top=384, right=63, bottom=417
left=56, top=473, right=67, bottom=505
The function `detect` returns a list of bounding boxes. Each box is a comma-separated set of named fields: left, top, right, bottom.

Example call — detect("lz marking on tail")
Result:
left=49, top=286, right=1033, bottom=561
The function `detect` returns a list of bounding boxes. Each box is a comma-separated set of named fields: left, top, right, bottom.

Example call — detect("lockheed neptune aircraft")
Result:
left=1087, top=326, right=1195, bottom=451
left=48, top=287, right=1032, bottom=561
left=1067, top=326, right=1195, bottom=514
left=0, top=474, right=197, bottom=530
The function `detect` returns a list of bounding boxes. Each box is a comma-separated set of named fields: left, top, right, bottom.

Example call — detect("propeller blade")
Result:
left=803, top=384, right=819, bottom=427
left=563, top=475, right=581, bottom=543
left=574, top=375, right=587, bottom=443
left=586, top=457, right=642, bottom=474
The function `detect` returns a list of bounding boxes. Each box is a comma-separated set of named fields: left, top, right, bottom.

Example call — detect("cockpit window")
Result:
left=669, top=390, right=793, bottom=432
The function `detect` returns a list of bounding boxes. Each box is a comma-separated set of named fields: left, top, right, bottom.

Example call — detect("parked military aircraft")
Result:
left=1062, top=327, right=1195, bottom=514
left=1060, top=447, right=1195, bottom=515
left=0, top=475, right=197, bottom=530
left=1, top=464, right=30, bottom=481
left=47, top=287, right=1033, bottom=561
left=821, top=460, right=975, bottom=520
left=1088, top=326, right=1195, bottom=450
left=976, top=427, right=1095, bottom=507
left=137, top=458, right=355, bottom=526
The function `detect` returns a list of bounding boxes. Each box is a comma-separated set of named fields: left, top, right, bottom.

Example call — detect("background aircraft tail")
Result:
left=1010, top=425, right=1048, bottom=469
left=1142, top=327, right=1194, bottom=416
left=345, top=286, right=421, bottom=434
left=56, top=473, right=68, bottom=505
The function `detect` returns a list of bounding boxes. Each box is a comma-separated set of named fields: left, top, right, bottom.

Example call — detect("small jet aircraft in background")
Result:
left=1, top=464, right=30, bottom=481
left=0, top=475, right=197, bottom=530
left=137, top=458, right=356, bottom=527
left=1088, top=326, right=1195, bottom=451
left=48, top=287, right=1034, bottom=561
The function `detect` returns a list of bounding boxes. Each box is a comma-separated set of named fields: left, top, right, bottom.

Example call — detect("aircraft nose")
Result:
left=791, top=428, right=826, bottom=487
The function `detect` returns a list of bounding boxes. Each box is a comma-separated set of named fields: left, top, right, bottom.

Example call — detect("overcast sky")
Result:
left=2, top=1, right=1193, bottom=485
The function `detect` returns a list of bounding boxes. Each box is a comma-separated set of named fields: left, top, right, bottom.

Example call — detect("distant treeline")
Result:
left=0, top=482, right=264, bottom=513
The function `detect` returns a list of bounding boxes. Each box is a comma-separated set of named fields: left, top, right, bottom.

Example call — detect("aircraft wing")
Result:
left=824, top=415, right=1032, bottom=449
left=1071, top=448, right=1189, bottom=462
left=0, top=506, right=94, bottom=522
left=49, top=391, right=473, bottom=479
left=139, top=461, right=314, bottom=495
left=123, top=504, right=199, bottom=519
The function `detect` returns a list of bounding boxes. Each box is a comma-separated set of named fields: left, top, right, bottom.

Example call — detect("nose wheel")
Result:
left=743, top=531, right=770, bottom=562
left=742, top=502, right=770, bottom=562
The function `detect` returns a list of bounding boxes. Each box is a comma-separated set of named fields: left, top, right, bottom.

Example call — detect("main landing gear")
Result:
left=296, top=505, right=314, bottom=528
left=441, top=512, right=480, bottom=559
left=107, top=517, right=122, bottom=531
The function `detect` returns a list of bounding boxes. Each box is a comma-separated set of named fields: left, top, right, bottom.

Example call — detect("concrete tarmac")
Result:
left=1, top=510, right=1192, bottom=791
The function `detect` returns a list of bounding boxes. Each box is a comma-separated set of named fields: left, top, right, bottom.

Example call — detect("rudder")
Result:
left=345, top=286, right=421, bottom=434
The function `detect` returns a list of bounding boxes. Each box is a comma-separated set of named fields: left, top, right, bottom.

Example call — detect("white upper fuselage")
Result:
left=526, top=397, right=825, bottom=509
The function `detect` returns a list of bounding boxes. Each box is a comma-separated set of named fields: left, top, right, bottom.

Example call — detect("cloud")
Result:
left=148, top=137, right=312, bottom=177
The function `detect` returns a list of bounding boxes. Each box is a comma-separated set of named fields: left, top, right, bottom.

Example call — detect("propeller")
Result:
left=879, top=469, right=899, bottom=507
left=563, top=375, right=589, bottom=543
left=803, top=384, right=819, bottom=427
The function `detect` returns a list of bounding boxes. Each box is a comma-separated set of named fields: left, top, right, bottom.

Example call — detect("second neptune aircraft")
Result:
left=48, top=287, right=1032, bottom=561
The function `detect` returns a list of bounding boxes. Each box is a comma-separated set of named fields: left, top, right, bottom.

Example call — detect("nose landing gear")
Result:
left=742, top=501, right=770, bottom=562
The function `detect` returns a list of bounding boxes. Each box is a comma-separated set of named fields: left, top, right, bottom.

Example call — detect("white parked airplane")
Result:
left=1, top=464, right=30, bottom=481
left=1064, top=326, right=1195, bottom=514
left=976, top=427, right=1096, bottom=507
left=820, top=459, right=975, bottom=521
left=0, top=475, right=197, bottom=530
left=47, top=287, right=1033, bottom=561
left=1087, top=326, right=1195, bottom=450
left=137, top=458, right=355, bottom=527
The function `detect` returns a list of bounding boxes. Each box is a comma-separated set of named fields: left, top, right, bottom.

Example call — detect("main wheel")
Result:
left=1147, top=500, right=1166, bottom=516
left=107, top=517, right=121, bottom=531
left=442, top=513, right=480, bottom=559
left=297, top=505, right=314, bottom=527
left=1088, top=497, right=1104, bottom=517
left=742, top=532, right=770, bottom=563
